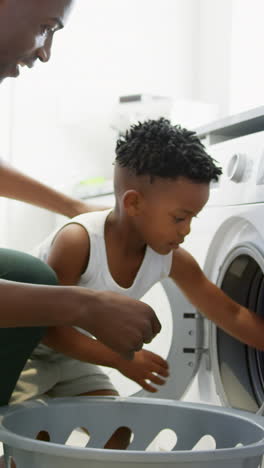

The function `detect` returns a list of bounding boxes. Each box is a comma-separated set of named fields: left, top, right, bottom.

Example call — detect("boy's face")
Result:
left=129, top=176, right=209, bottom=255
left=0, top=0, right=74, bottom=82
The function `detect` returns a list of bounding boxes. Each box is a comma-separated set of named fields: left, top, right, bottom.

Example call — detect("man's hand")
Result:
left=73, top=200, right=110, bottom=216
left=116, top=349, right=169, bottom=392
left=76, top=290, right=161, bottom=360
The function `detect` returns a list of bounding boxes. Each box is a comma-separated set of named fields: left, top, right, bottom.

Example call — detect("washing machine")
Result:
left=180, top=126, right=264, bottom=414
left=78, top=115, right=264, bottom=423
left=151, top=121, right=264, bottom=417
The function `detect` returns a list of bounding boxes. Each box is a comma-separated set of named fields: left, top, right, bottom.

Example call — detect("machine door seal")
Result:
left=210, top=243, right=264, bottom=412
left=134, top=277, right=204, bottom=400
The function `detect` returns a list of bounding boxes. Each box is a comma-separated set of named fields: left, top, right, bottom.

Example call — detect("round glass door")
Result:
left=211, top=244, right=264, bottom=412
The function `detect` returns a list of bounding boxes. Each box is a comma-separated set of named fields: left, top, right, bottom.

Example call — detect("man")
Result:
left=0, top=0, right=160, bottom=408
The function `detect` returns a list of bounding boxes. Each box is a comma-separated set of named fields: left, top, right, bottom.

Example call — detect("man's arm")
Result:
left=0, top=279, right=159, bottom=359
left=170, top=247, right=264, bottom=350
left=0, top=160, right=99, bottom=217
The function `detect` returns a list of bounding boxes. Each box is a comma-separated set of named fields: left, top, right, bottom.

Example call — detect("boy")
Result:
left=14, top=118, right=264, bottom=441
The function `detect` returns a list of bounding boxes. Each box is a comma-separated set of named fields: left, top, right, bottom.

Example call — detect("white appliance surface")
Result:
left=183, top=129, right=264, bottom=412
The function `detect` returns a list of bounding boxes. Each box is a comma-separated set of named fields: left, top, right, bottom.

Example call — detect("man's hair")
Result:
left=115, top=118, right=222, bottom=182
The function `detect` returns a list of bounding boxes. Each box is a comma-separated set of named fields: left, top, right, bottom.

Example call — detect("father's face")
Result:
left=0, top=0, right=74, bottom=83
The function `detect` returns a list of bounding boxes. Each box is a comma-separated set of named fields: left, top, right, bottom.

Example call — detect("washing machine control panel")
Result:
left=206, top=129, right=264, bottom=205
left=226, top=153, right=248, bottom=182
left=256, top=151, right=264, bottom=185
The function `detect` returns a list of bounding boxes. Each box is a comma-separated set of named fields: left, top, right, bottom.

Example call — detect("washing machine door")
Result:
left=210, top=242, right=264, bottom=412
left=104, top=277, right=204, bottom=400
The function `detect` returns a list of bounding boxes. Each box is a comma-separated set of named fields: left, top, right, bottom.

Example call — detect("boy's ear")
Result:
left=123, top=190, right=144, bottom=216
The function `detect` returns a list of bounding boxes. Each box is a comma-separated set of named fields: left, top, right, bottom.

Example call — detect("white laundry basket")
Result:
left=1, top=396, right=264, bottom=468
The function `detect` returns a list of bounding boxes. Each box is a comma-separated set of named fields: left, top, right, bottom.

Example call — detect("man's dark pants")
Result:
left=0, top=248, right=58, bottom=406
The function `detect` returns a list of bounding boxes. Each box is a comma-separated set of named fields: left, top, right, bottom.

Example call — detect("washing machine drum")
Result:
left=211, top=243, right=264, bottom=412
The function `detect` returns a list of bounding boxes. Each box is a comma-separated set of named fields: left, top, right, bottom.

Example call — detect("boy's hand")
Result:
left=115, top=349, right=169, bottom=392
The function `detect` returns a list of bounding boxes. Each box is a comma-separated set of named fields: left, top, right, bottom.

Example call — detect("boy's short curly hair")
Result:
left=115, top=118, right=222, bottom=182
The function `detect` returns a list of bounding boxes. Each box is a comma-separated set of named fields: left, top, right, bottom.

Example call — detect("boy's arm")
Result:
left=0, top=159, right=103, bottom=217
left=0, top=280, right=159, bottom=358
left=43, top=326, right=169, bottom=392
left=170, top=247, right=264, bottom=350
left=43, top=326, right=124, bottom=366
left=47, top=222, right=90, bottom=285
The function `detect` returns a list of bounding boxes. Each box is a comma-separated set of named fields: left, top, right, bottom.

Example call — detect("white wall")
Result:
left=229, top=0, right=264, bottom=114
left=194, top=0, right=233, bottom=118
left=195, top=0, right=264, bottom=117
left=11, top=0, right=199, bottom=185
left=4, top=0, right=264, bottom=252
left=0, top=81, right=14, bottom=247
left=3, top=0, right=200, bottom=252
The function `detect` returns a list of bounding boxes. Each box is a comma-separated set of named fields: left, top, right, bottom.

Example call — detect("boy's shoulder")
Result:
left=68, top=208, right=111, bottom=225
left=64, top=208, right=111, bottom=235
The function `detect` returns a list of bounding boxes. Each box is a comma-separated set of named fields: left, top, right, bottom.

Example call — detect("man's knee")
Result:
left=25, top=256, right=58, bottom=286
left=0, top=249, right=58, bottom=406
left=0, top=248, right=58, bottom=285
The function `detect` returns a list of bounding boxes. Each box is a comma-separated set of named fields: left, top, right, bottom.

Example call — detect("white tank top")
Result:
left=33, top=209, right=173, bottom=354
left=36, top=209, right=173, bottom=299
